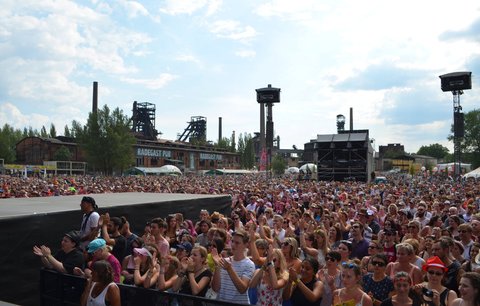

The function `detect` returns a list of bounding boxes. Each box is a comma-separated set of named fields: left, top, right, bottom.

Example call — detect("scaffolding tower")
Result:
left=177, top=116, right=207, bottom=143
left=131, top=101, right=159, bottom=140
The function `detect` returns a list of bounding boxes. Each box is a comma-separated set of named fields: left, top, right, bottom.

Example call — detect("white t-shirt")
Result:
left=80, top=211, right=100, bottom=249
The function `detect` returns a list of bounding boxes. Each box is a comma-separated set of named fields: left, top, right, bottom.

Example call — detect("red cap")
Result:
left=422, top=256, right=448, bottom=272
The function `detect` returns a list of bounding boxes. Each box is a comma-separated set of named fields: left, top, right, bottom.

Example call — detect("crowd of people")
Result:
left=26, top=173, right=480, bottom=306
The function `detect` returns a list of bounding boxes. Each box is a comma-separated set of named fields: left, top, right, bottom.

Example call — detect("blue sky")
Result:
left=1, top=0, right=479, bottom=154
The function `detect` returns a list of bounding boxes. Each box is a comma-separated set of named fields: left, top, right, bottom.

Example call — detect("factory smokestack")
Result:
left=92, top=81, right=98, bottom=114
left=349, top=107, right=353, bottom=131
left=218, top=117, right=222, bottom=143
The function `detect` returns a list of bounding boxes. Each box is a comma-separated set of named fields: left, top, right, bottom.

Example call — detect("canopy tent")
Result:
left=126, top=165, right=182, bottom=176
left=464, top=167, right=480, bottom=179
left=285, top=167, right=300, bottom=174
left=299, top=163, right=317, bottom=172
left=204, top=169, right=256, bottom=175
left=436, top=162, right=472, bottom=173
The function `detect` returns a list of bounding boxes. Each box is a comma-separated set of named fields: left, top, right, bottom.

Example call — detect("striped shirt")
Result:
left=217, top=257, right=255, bottom=304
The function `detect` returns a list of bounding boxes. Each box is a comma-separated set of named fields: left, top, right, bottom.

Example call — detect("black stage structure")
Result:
left=0, top=193, right=231, bottom=306
left=304, top=130, right=374, bottom=182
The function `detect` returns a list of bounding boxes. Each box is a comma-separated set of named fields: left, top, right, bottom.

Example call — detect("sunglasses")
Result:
left=427, top=270, right=443, bottom=276
left=326, top=256, right=337, bottom=262
left=282, top=242, right=291, bottom=247
left=371, top=261, right=386, bottom=267
left=342, top=262, right=358, bottom=269
left=368, top=245, right=378, bottom=249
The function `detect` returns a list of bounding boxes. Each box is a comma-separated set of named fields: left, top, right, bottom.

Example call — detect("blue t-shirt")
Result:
left=362, top=274, right=394, bottom=302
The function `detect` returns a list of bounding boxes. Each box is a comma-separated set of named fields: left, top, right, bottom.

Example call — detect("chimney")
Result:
left=349, top=107, right=353, bottom=131
left=92, top=81, right=98, bottom=114
left=218, top=117, right=222, bottom=143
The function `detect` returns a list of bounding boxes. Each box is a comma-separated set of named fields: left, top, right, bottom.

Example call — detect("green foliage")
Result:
left=0, top=124, right=24, bottom=163
left=53, top=145, right=72, bottom=161
left=64, top=125, right=71, bottom=137
left=271, top=154, right=286, bottom=175
left=216, top=137, right=234, bottom=152
left=73, top=105, right=136, bottom=174
left=49, top=123, right=57, bottom=138
left=448, top=109, right=480, bottom=168
left=40, top=126, right=48, bottom=137
left=28, top=126, right=38, bottom=137
left=417, top=143, right=449, bottom=159
left=237, top=133, right=255, bottom=169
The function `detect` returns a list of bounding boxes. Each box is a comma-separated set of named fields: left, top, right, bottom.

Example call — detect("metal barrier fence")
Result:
left=40, top=269, right=250, bottom=306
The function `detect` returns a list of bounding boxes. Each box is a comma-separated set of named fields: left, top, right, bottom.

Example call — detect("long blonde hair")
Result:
left=314, top=228, right=329, bottom=255
left=271, top=248, right=289, bottom=280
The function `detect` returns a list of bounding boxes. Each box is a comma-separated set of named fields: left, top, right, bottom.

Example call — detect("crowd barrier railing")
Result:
left=40, top=269, right=250, bottom=306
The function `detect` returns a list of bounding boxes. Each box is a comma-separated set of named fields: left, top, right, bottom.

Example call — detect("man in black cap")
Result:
left=33, top=230, right=85, bottom=274
left=79, top=196, right=100, bottom=250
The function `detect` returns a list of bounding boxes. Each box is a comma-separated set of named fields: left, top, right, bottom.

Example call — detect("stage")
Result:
left=0, top=193, right=231, bottom=305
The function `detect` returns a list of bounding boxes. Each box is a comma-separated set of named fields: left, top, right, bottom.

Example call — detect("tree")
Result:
left=216, top=137, right=235, bottom=152
left=28, top=126, right=37, bottom=137
left=271, top=154, right=286, bottom=176
left=73, top=105, right=136, bottom=174
left=448, top=109, right=480, bottom=168
left=0, top=124, right=23, bottom=163
left=53, top=146, right=72, bottom=161
left=417, top=143, right=449, bottom=159
left=237, top=133, right=255, bottom=169
left=49, top=123, right=57, bottom=138
left=40, top=126, right=48, bottom=138
left=64, top=124, right=71, bottom=137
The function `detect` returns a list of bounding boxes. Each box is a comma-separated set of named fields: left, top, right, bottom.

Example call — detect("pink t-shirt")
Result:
left=91, top=254, right=121, bottom=283
left=155, top=236, right=170, bottom=258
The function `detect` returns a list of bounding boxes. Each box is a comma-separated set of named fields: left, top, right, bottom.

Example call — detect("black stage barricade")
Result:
left=40, top=269, right=249, bottom=306
left=0, top=193, right=231, bottom=306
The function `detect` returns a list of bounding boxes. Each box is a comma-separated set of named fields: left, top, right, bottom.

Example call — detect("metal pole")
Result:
left=266, top=103, right=273, bottom=178
left=453, top=91, right=462, bottom=178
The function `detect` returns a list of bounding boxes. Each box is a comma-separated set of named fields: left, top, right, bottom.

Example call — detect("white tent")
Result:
left=133, top=165, right=182, bottom=176
left=158, top=165, right=182, bottom=175
left=464, top=167, right=480, bottom=179
left=285, top=167, right=300, bottom=174
left=299, top=163, right=317, bottom=172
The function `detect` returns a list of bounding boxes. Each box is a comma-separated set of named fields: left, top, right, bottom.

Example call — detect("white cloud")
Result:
left=0, top=102, right=50, bottom=130
left=175, top=54, right=202, bottom=66
left=160, top=0, right=208, bottom=15
left=254, top=0, right=327, bottom=21
left=121, top=74, right=178, bottom=89
left=235, top=50, right=256, bottom=58
left=208, top=20, right=257, bottom=41
left=118, top=0, right=149, bottom=18
left=206, top=0, right=222, bottom=16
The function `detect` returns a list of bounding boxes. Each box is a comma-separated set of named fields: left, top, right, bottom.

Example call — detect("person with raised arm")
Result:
left=211, top=229, right=255, bottom=304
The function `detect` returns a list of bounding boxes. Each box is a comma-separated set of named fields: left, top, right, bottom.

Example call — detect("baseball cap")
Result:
left=64, top=230, right=81, bottom=246
left=133, top=247, right=152, bottom=258
left=175, top=242, right=192, bottom=253
left=87, top=238, right=106, bottom=253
